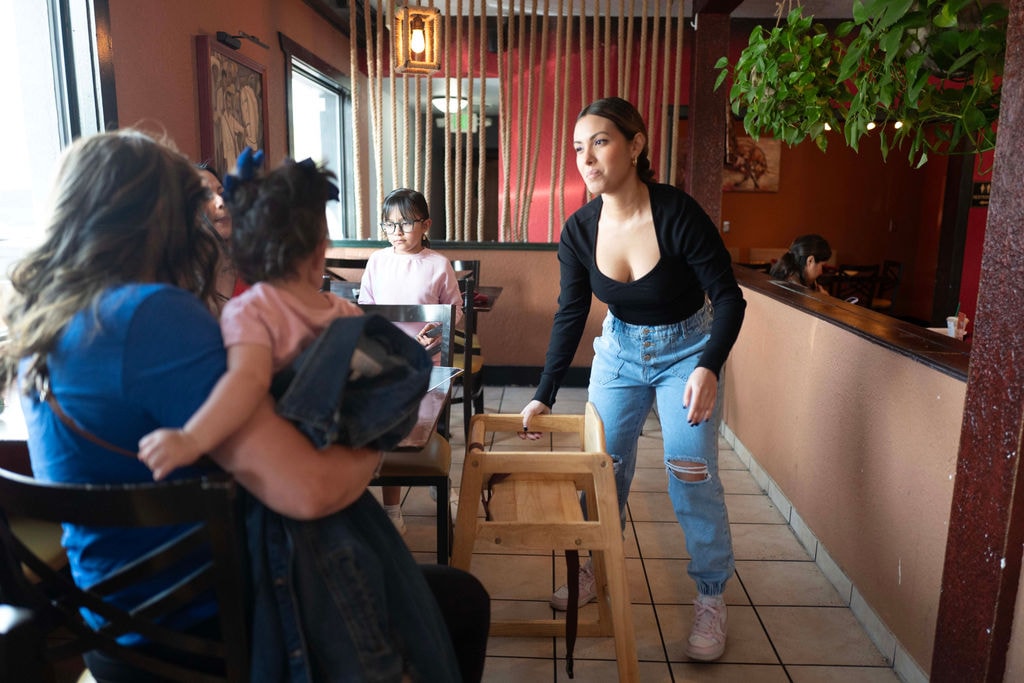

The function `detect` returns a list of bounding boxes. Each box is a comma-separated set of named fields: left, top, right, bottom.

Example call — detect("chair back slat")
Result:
left=0, top=469, right=249, bottom=681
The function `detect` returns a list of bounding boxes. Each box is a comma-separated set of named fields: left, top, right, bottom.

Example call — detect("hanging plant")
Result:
left=715, top=0, right=1008, bottom=166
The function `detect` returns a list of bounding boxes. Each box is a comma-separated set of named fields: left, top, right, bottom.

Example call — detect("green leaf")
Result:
left=963, top=106, right=987, bottom=132
left=933, top=5, right=957, bottom=28
left=714, top=56, right=730, bottom=69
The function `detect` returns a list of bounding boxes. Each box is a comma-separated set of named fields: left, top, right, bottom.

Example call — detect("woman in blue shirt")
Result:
left=0, top=130, right=488, bottom=682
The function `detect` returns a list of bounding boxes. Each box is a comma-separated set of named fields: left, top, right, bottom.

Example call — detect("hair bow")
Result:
left=222, top=147, right=265, bottom=202
left=296, top=157, right=340, bottom=203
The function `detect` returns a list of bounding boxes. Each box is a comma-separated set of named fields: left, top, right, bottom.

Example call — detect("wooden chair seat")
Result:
left=378, top=431, right=451, bottom=477
left=452, top=404, right=639, bottom=681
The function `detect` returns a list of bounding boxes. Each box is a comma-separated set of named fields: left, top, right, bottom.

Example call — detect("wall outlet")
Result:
left=722, top=220, right=731, bottom=233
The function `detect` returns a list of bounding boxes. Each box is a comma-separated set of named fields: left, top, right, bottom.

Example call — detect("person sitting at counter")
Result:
left=768, top=234, right=833, bottom=294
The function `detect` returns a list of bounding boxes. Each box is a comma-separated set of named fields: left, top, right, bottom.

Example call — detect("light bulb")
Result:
left=823, top=122, right=832, bottom=131
left=866, top=121, right=876, bottom=131
left=894, top=121, right=904, bottom=130
left=410, top=28, right=426, bottom=56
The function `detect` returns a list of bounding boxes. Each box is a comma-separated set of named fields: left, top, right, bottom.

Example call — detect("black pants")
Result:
left=84, top=565, right=490, bottom=682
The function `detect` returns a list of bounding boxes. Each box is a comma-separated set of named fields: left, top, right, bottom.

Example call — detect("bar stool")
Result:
left=451, top=403, right=639, bottom=682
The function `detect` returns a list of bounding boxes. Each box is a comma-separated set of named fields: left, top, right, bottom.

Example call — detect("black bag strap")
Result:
left=564, top=550, right=579, bottom=678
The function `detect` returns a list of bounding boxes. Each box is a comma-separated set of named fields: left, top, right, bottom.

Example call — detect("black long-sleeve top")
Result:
left=532, top=183, right=746, bottom=408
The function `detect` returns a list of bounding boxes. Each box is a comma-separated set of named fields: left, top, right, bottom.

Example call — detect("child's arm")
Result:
left=138, top=343, right=273, bottom=480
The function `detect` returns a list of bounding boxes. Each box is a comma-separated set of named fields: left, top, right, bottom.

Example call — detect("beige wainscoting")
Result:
left=723, top=284, right=965, bottom=677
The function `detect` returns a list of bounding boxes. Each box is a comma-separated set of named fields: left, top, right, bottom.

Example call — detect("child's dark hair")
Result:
left=381, top=188, right=431, bottom=248
left=226, top=159, right=336, bottom=283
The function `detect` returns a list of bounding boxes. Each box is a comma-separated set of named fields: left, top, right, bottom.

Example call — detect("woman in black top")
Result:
left=520, top=97, right=745, bottom=662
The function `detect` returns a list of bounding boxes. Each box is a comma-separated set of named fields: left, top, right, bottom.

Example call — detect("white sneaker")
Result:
left=384, top=504, right=407, bottom=535
left=686, top=594, right=728, bottom=661
left=549, top=560, right=597, bottom=611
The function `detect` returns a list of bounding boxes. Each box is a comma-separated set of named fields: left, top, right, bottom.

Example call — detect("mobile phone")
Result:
left=425, top=325, right=442, bottom=338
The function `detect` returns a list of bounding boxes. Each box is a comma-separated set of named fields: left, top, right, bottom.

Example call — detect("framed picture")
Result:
left=724, top=122, right=781, bottom=192
left=196, top=35, right=269, bottom=176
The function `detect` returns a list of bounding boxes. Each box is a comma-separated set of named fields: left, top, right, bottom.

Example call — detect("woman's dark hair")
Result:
left=195, top=161, right=220, bottom=181
left=381, top=188, right=431, bottom=248
left=769, top=234, right=833, bottom=286
left=2, top=129, right=219, bottom=391
left=577, top=97, right=655, bottom=183
left=227, top=160, right=336, bottom=283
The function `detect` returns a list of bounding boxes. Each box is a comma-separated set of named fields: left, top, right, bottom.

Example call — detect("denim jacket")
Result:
left=246, top=491, right=462, bottom=682
left=273, top=315, right=432, bottom=450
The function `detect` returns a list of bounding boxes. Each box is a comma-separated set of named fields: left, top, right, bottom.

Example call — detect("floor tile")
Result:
left=758, top=606, right=890, bottom=666
left=670, top=663, right=791, bottom=682
left=787, top=665, right=902, bottom=682
left=731, top=523, right=812, bottom=561
left=725, top=493, right=787, bottom=524
left=736, top=560, right=846, bottom=607
left=720, top=468, right=766, bottom=495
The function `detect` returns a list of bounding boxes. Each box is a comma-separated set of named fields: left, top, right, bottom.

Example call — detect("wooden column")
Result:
left=932, top=1, right=1024, bottom=679
left=686, top=1, right=740, bottom=227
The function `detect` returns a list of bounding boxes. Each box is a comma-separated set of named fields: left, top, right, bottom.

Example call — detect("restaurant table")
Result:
left=394, top=365, right=462, bottom=450
left=473, top=285, right=503, bottom=313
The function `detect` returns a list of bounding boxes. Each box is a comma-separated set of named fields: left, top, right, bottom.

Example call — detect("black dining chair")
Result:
left=0, top=469, right=249, bottom=682
left=450, top=260, right=485, bottom=435
left=871, top=260, right=903, bottom=313
left=831, top=264, right=879, bottom=307
left=359, top=303, right=456, bottom=563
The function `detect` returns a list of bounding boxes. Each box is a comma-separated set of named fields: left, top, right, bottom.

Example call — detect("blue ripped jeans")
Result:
left=587, top=305, right=735, bottom=597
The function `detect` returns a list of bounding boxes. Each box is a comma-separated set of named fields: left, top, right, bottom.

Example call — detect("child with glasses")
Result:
left=137, top=153, right=367, bottom=480
left=358, top=188, right=464, bottom=533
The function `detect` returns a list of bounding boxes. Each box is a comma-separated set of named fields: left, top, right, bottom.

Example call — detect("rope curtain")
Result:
left=350, top=1, right=687, bottom=243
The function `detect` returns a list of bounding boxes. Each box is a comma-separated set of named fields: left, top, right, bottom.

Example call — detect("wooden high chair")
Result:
left=451, top=403, right=639, bottom=682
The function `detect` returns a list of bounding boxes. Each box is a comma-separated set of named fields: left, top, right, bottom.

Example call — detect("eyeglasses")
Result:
left=379, top=220, right=423, bottom=235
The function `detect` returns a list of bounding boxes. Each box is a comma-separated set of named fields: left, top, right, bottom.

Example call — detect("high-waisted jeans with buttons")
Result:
left=588, top=304, right=735, bottom=597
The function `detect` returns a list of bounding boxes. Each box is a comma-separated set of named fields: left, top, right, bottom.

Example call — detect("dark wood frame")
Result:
left=195, top=35, right=269, bottom=175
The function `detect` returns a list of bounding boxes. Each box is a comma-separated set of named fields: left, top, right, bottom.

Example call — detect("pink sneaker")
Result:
left=549, top=561, right=597, bottom=611
left=686, top=594, right=727, bottom=661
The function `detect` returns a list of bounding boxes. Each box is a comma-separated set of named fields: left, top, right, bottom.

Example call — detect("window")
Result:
left=281, top=34, right=355, bottom=240
left=1, top=0, right=110, bottom=277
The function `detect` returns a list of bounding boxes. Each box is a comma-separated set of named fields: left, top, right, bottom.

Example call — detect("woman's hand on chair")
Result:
left=519, top=400, right=550, bottom=440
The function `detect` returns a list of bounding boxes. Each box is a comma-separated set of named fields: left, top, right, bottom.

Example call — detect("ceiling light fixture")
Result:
left=394, top=6, right=441, bottom=75
left=432, top=96, right=469, bottom=113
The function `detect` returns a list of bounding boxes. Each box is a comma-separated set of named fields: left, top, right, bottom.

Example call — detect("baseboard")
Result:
left=719, top=422, right=930, bottom=683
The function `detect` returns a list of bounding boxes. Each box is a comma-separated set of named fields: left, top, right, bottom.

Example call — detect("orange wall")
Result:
left=723, top=286, right=965, bottom=674
left=108, top=0, right=350, bottom=167
left=106, top=2, right=972, bottom=328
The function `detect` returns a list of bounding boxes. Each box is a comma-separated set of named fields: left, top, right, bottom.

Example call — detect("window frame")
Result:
left=279, top=33, right=355, bottom=240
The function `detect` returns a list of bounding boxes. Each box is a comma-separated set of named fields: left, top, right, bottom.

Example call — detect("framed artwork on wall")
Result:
left=195, top=35, right=269, bottom=176
left=724, top=122, right=781, bottom=192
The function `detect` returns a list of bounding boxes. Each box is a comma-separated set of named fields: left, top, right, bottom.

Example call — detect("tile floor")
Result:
left=397, top=385, right=903, bottom=683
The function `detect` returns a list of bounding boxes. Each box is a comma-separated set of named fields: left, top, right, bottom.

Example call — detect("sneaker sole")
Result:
left=684, top=645, right=725, bottom=662
left=549, top=592, right=597, bottom=611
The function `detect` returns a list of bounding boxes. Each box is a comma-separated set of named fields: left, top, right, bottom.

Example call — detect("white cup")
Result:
left=946, top=316, right=958, bottom=337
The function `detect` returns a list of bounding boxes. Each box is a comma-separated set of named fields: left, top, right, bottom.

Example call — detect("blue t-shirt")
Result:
left=21, top=284, right=227, bottom=640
